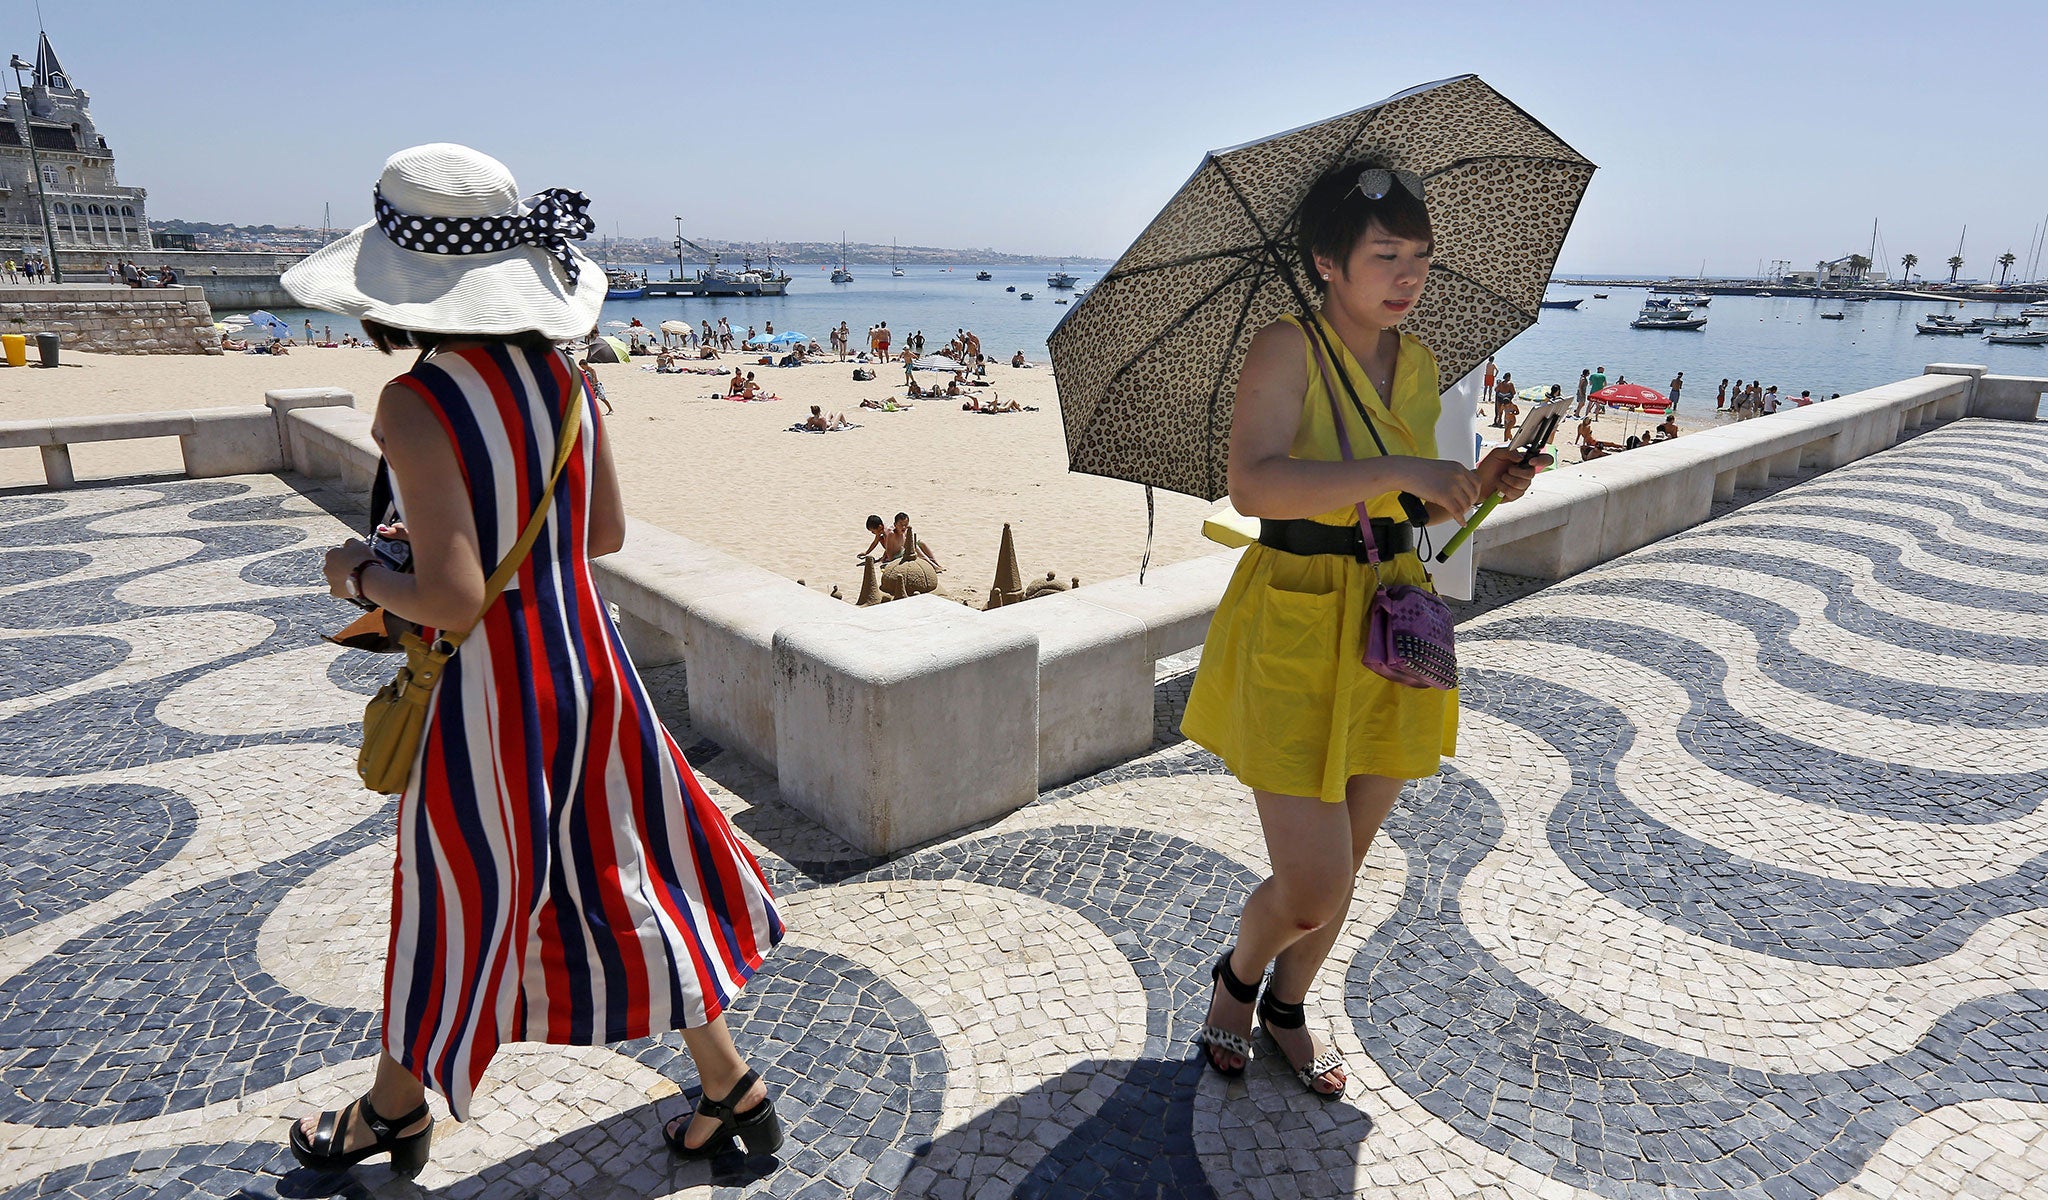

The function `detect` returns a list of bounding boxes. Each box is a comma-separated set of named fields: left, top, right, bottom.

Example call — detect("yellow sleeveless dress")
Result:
left=1180, top=314, right=1458, bottom=799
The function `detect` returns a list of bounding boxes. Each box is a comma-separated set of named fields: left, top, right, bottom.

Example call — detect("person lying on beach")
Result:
left=946, top=380, right=963, bottom=397
left=657, top=349, right=676, bottom=372
left=803, top=405, right=838, bottom=431
left=906, top=380, right=927, bottom=398
left=222, top=337, right=250, bottom=351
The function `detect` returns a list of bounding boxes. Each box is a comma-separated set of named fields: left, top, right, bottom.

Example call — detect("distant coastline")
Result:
left=147, top=220, right=1110, bottom=268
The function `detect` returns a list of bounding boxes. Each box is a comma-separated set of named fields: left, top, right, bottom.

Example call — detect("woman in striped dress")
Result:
left=284, top=144, right=784, bottom=1178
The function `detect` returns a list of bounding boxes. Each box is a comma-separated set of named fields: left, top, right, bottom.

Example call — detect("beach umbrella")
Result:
left=912, top=354, right=965, bottom=372
left=659, top=320, right=692, bottom=336
left=605, top=320, right=630, bottom=329
left=245, top=311, right=292, bottom=339
left=1591, top=382, right=1669, bottom=412
left=764, top=331, right=810, bottom=345
left=1046, top=74, right=1595, bottom=500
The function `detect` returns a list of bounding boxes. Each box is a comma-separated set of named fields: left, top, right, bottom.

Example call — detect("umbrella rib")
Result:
left=1100, top=252, right=1276, bottom=394
left=1202, top=255, right=1272, bottom=497
left=1098, top=245, right=1273, bottom=284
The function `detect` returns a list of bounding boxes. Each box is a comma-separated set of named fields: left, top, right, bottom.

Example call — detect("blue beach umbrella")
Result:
left=767, top=331, right=809, bottom=345
left=245, top=311, right=291, bottom=339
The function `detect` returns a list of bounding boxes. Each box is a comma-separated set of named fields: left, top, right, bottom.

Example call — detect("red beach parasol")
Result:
left=1591, top=383, right=1670, bottom=412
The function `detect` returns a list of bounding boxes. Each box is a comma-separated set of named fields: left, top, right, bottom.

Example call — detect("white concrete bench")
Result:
left=0, top=388, right=353, bottom=488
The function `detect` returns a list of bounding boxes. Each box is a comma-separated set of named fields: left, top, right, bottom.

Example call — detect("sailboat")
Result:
left=831, top=233, right=853, bottom=284
left=891, top=240, right=904, bottom=277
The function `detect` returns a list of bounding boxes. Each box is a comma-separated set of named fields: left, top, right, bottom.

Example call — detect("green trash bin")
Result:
left=34, top=332, right=59, bottom=367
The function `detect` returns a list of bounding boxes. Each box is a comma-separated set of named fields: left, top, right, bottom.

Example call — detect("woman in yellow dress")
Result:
left=1179, top=162, right=1546, bottom=1098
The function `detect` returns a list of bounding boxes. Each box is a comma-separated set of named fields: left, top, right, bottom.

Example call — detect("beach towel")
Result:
left=785, top=422, right=861, bottom=433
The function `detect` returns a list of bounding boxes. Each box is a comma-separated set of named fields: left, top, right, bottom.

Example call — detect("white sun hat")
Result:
left=282, top=143, right=604, bottom=341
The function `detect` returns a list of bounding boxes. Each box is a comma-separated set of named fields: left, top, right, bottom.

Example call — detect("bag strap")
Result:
left=1300, top=313, right=1432, bottom=531
left=1302, top=320, right=1388, bottom=568
left=440, top=361, right=588, bottom=650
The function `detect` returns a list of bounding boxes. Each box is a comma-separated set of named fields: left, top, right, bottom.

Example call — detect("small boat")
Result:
left=1985, top=329, right=2048, bottom=345
left=890, top=240, right=904, bottom=277
left=1924, top=312, right=1965, bottom=324
left=1020, top=292, right=1035, bottom=300
left=1054, top=298, right=1068, bottom=304
left=1046, top=267, right=1078, bottom=289
left=2022, top=304, right=2048, bottom=317
left=1539, top=298, right=1583, bottom=310
left=1916, top=321, right=1970, bottom=335
left=831, top=235, right=853, bottom=284
left=976, top=271, right=993, bottom=281
left=1593, top=293, right=1609, bottom=299
left=1973, top=314, right=2029, bottom=327
left=1844, top=294, right=1872, bottom=302
left=1005, top=285, right=1017, bottom=292
left=1631, top=300, right=1707, bottom=330
left=1820, top=312, right=1846, bottom=320
left=1678, top=294, right=1713, bottom=306
left=1757, top=291, right=1772, bottom=297
left=605, top=269, right=646, bottom=300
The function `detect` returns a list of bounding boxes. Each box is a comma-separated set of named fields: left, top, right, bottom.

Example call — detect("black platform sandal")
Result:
left=1196, top=950, right=1259, bottom=1079
left=287, top=1092, right=433, bottom=1178
left=665, top=1069, right=784, bottom=1160
left=1257, top=994, right=1348, bottom=1100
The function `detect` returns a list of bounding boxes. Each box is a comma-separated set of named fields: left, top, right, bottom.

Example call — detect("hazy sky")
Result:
left=25, top=0, right=2048, bottom=277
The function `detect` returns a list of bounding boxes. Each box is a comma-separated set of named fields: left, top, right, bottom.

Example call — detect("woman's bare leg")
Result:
left=294, top=1052, right=429, bottom=1150
left=1199, top=790, right=1355, bottom=1072
left=664, top=1016, right=767, bottom=1149
left=1262, top=774, right=1407, bottom=1092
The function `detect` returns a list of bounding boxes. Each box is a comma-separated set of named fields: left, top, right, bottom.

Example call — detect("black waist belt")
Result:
left=1258, top=517, right=1415, bottom=562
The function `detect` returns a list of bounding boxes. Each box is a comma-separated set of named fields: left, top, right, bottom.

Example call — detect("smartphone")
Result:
left=1505, top=397, right=1572, bottom=461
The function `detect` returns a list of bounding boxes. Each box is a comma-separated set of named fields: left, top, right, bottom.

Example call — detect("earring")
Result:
left=1320, top=273, right=1330, bottom=281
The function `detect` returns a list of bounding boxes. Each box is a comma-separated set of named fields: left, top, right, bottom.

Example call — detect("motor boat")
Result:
left=605, top=269, right=646, bottom=300
left=1631, top=300, right=1706, bottom=330
left=1916, top=321, right=1970, bottom=335
left=2022, top=304, right=2048, bottom=317
left=1046, top=268, right=1079, bottom=289
left=1972, top=314, right=2029, bottom=327
left=1020, top=292, right=1035, bottom=300
left=1593, top=293, right=1609, bottom=298
left=1539, top=298, right=1583, bottom=309
left=1820, top=312, right=1846, bottom=320
left=1005, top=285, right=1016, bottom=292
left=1678, top=293, right=1712, bottom=306
left=976, top=271, right=993, bottom=281
left=1985, top=329, right=2048, bottom=345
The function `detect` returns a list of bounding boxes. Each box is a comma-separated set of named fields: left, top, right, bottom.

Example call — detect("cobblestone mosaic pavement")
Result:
left=2, top=418, right=2046, bottom=1198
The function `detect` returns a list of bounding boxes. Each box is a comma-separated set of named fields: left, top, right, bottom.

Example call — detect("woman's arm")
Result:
left=324, top=383, right=486, bottom=631
left=586, top=404, right=627, bottom=557
left=1225, top=322, right=1482, bottom=519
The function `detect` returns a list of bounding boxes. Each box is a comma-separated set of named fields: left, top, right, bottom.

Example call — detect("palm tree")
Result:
left=1900, top=253, right=1918, bottom=283
left=1947, top=254, right=1964, bottom=284
left=1998, top=251, right=2017, bottom=286
left=1848, top=254, right=1871, bottom=281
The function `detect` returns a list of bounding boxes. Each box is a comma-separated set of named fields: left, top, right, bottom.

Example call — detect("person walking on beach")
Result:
left=1482, top=354, right=1496, bottom=397
left=1668, top=372, right=1683, bottom=410
left=1491, top=370, right=1515, bottom=426
left=284, top=145, right=784, bottom=1179
left=1717, top=378, right=1728, bottom=409
left=1181, top=161, right=1544, bottom=1100
left=1574, top=368, right=1591, bottom=417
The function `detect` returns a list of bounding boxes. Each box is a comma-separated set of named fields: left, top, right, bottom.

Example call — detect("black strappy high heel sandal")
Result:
left=288, top=1093, right=433, bottom=1178
left=1196, top=949, right=1260, bottom=1079
left=1257, top=993, right=1348, bottom=1100
left=665, top=1069, right=784, bottom=1160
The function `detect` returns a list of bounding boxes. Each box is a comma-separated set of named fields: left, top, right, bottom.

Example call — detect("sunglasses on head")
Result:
left=1351, top=168, right=1425, bottom=203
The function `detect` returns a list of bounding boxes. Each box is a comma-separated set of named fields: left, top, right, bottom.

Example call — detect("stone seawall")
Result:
left=0, top=285, right=220, bottom=355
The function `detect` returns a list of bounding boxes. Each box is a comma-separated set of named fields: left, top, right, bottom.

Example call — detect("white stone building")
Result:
left=2, top=33, right=150, bottom=258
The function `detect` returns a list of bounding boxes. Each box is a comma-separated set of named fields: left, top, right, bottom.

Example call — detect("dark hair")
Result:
left=894, top=511, right=908, bottom=523
left=1296, top=160, right=1434, bottom=296
left=866, top=514, right=884, bottom=530
left=359, top=319, right=555, bottom=356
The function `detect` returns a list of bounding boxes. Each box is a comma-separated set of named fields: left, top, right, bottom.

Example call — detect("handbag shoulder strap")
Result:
left=1300, top=312, right=1431, bottom=532
left=1302, top=319, right=1386, bottom=565
left=441, top=363, right=587, bottom=650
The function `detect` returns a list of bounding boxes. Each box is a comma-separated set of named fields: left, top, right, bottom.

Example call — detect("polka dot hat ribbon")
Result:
left=372, top=185, right=596, bottom=284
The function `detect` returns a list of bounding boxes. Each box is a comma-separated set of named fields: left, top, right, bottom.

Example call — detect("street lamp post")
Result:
left=8, top=53, right=61, bottom=284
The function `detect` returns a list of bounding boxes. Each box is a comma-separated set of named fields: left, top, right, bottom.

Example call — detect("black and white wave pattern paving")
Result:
left=5, top=422, right=2048, bottom=1200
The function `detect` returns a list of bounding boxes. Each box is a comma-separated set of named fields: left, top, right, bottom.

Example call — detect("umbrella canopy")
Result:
left=245, top=311, right=291, bottom=339
left=659, top=320, right=693, bottom=336
left=1047, top=75, right=1595, bottom=500
left=766, top=331, right=810, bottom=345
left=911, top=354, right=965, bottom=372
left=1591, top=382, right=1669, bottom=412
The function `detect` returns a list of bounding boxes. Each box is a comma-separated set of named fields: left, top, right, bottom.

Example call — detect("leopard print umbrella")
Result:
left=1048, top=75, right=1596, bottom=501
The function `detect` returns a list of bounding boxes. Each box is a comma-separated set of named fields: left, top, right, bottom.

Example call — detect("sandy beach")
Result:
left=1, top=345, right=1737, bottom=603
left=0, top=346, right=1227, bottom=604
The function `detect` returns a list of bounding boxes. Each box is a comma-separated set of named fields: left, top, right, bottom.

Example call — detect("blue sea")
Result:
left=261, top=266, right=2047, bottom=405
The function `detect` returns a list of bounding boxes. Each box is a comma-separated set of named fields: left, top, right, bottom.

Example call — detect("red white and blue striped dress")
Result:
left=380, top=344, right=782, bottom=1119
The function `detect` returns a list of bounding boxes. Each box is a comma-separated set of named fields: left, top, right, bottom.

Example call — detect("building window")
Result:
left=41, top=166, right=56, bottom=188
left=121, top=205, right=133, bottom=217
left=87, top=204, right=101, bottom=215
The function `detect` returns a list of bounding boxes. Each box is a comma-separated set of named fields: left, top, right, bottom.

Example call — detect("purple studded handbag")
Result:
left=1307, top=321, right=1458, bottom=691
